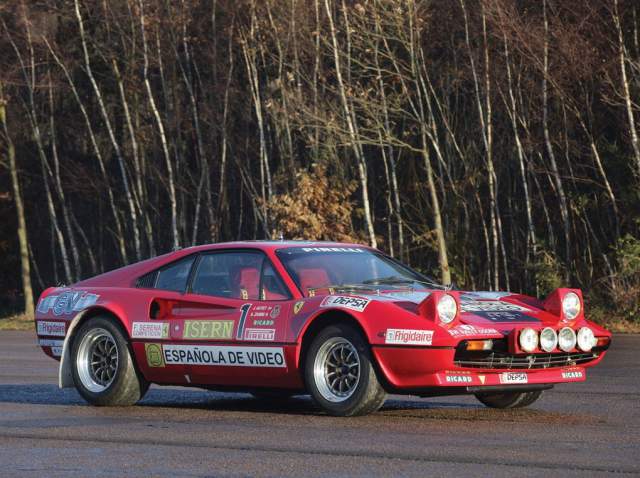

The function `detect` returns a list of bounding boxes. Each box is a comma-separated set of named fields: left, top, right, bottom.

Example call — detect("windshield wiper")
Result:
left=362, top=275, right=414, bottom=285
left=306, top=284, right=377, bottom=293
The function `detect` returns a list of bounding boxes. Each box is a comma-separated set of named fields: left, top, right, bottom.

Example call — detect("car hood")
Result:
left=359, top=289, right=559, bottom=327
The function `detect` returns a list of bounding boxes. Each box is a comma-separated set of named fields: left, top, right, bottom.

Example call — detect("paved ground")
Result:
left=0, top=331, right=637, bottom=477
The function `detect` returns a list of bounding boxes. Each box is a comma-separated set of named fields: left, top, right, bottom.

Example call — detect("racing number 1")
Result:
left=236, top=303, right=251, bottom=340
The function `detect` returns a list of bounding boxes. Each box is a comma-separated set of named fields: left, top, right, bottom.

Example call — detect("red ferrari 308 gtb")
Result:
left=34, top=241, right=611, bottom=416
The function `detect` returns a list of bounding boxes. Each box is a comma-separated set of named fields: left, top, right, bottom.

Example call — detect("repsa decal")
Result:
left=244, top=328, right=275, bottom=341
left=448, top=324, right=500, bottom=337
left=162, top=345, right=286, bottom=368
left=132, top=322, right=169, bottom=339
left=145, top=343, right=165, bottom=368
left=36, top=321, right=66, bottom=337
left=321, top=296, right=370, bottom=312
left=385, top=329, right=433, bottom=346
left=499, top=372, right=528, bottom=384
left=37, top=291, right=100, bottom=316
left=182, top=320, right=233, bottom=340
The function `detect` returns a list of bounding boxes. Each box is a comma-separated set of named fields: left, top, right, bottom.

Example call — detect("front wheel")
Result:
left=475, top=390, right=543, bottom=409
left=71, top=316, right=149, bottom=406
left=304, top=324, right=386, bottom=416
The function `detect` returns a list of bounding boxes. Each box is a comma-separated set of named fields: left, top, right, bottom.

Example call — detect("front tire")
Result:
left=304, top=324, right=386, bottom=416
left=71, top=316, right=149, bottom=406
left=475, top=390, right=543, bottom=409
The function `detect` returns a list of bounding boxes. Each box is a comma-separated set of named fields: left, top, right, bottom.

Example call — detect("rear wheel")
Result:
left=71, top=316, right=149, bottom=406
left=475, top=390, right=543, bottom=409
left=304, top=324, right=386, bottom=416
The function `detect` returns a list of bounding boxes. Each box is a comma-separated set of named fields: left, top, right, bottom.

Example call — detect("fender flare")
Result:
left=58, top=305, right=126, bottom=388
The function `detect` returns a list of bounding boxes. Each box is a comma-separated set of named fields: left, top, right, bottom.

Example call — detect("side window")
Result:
left=260, top=261, right=290, bottom=300
left=155, top=256, right=195, bottom=292
left=191, top=251, right=263, bottom=300
left=190, top=251, right=291, bottom=301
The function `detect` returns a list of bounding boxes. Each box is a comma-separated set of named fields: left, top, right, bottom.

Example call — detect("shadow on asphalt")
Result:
left=0, top=383, right=600, bottom=424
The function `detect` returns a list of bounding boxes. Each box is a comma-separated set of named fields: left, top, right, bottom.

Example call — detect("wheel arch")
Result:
left=58, top=305, right=129, bottom=388
left=296, top=309, right=370, bottom=372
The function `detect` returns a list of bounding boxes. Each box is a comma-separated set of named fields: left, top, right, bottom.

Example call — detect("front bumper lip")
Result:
left=372, top=345, right=599, bottom=389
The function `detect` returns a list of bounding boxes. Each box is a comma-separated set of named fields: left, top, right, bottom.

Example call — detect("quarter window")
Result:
left=155, top=256, right=195, bottom=292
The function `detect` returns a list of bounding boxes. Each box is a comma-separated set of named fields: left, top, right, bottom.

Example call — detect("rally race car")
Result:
left=34, top=241, right=611, bottom=416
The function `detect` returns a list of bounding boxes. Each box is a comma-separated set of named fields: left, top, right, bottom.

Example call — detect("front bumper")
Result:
left=372, top=346, right=605, bottom=390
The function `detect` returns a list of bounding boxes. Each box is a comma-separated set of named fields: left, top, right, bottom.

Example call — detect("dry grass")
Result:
left=0, top=314, right=34, bottom=331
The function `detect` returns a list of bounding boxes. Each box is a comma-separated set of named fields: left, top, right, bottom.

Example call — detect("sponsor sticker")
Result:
left=499, top=372, right=528, bottom=384
left=385, top=329, right=433, bottom=346
left=270, top=305, right=281, bottom=319
left=562, top=370, right=584, bottom=380
left=253, top=319, right=274, bottom=326
left=183, top=320, right=234, bottom=340
left=145, top=343, right=165, bottom=367
left=51, top=346, right=63, bottom=357
left=478, top=375, right=486, bottom=384
left=448, top=324, right=500, bottom=337
left=132, top=322, right=169, bottom=339
left=38, top=339, right=64, bottom=348
left=460, top=300, right=531, bottom=313
left=244, top=328, right=275, bottom=341
left=293, top=301, right=304, bottom=314
left=162, top=344, right=286, bottom=368
left=445, top=375, right=472, bottom=383
left=301, top=247, right=365, bottom=253
left=37, top=291, right=100, bottom=316
left=321, top=295, right=370, bottom=312
left=36, top=321, right=66, bottom=337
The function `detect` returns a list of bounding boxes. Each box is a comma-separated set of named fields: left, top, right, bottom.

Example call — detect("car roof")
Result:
left=73, top=240, right=371, bottom=288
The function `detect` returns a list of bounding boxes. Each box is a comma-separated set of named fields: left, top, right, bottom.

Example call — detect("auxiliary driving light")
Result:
left=519, top=327, right=538, bottom=353
left=558, top=327, right=577, bottom=352
left=540, top=327, right=558, bottom=352
left=577, top=327, right=596, bottom=352
left=562, top=292, right=581, bottom=321
left=437, top=294, right=457, bottom=324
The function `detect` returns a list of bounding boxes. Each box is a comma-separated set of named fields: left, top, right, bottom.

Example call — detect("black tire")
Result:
left=475, top=390, right=543, bottom=409
left=304, top=323, right=386, bottom=416
left=71, top=316, right=149, bottom=406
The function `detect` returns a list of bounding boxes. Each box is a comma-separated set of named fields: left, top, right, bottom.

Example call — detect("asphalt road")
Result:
left=0, top=331, right=637, bottom=477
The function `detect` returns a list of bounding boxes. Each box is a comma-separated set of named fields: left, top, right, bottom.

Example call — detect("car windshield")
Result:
left=276, top=246, right=441, bottom=297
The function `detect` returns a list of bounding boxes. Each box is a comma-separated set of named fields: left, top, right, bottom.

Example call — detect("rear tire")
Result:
left=304, top=323, right=386, bottom=416
left=475, top=390, right=543, bottom=409
left=71, top=316, right=149, bottom=406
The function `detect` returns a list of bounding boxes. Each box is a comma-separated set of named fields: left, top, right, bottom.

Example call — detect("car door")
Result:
left=179, top=250, right=293, bottom=387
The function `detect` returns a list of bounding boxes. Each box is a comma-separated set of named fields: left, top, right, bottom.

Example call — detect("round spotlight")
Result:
left=577, top=327, right=596, bottom=352
left=558, top=327, right=577, bottom=352
left=519, top=328, right=539, bottom=353
left=562, top=292, right=581, bottom=321
left=540, top=327, right=558, bottom=352
left=437, top=294, right=457, bottom=324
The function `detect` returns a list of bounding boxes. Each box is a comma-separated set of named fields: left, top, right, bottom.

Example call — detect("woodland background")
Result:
left=0, top=0, right=639, bottom=326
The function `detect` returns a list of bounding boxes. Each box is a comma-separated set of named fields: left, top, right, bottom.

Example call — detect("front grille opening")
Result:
left=454, top=349, right=599, bottom=369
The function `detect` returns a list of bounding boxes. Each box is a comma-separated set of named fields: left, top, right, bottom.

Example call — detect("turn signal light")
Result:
left=466, top=339, right=493, bottom=351
left=596, top=337, right=611, bottom=348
